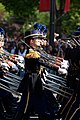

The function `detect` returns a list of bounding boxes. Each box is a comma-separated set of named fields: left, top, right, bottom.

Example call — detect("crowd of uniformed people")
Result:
left=0, top=23, right=80, bottom=120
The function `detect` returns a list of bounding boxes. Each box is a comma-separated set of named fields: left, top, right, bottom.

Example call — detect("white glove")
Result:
left=62, top=60, right=69, bottom=65
left=1, top=62, right=10, bottom=68
left=15, top=56, right=24, bottom=63
left=1, top=63, right=10, bottom=71
left=17, top=62, right=25, bottom=69
left=12, top=64, right=19, bottom=72
left=58, top=67, right=68, bottom=75
left=61, top=59, right=69, bottom=69
left=7, top=61, right=19, bottom=72
left=61, top=63, right=69, bottom=70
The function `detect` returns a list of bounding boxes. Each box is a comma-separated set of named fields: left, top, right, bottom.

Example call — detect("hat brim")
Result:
left=72, top=34, right=80, bottom=38
left=24, top=34, right=47, bottom=39
left=24, top=34, right=42, bottom=38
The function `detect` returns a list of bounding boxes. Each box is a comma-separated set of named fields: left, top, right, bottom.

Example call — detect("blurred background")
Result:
left=0, top=0, right=80, bottom=37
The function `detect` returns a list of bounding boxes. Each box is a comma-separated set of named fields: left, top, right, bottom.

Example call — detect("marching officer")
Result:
left=17, top=25, right=59, bottom=120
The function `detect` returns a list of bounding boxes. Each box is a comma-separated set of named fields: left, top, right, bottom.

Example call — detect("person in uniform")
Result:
left=0, top=28, right=23, bottom=120
left=0, top=27, right=25, bottom=77
left=17, top=25, right=59, bottom=120
left=16, top=23, right=69, bottom=120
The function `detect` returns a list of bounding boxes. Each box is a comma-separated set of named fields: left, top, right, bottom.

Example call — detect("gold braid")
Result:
left=69, top=105, right=80, bottom=120
left=24, top=87, right=30, bottom=114
left=64, top=96, right=77, bottom=120
left=60, top=95, right=73, bottom=115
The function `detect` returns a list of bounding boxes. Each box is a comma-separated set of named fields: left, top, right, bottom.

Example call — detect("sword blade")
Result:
left=0, top=83, right=22, bottom=98
left=45, top=78, right=73, bottom=92
left=4, top=70, right=22, bottom=80
left=0, top=78, right=19, bottom=88
left=46, top=75, right=66, bottom=86
left=41, top=78, right=72, bottom=96
left=43, top=85, right=69, bottom=99
left=3, top=75, right=20, bottom=84
left=45, top=70, right=66, bottom=81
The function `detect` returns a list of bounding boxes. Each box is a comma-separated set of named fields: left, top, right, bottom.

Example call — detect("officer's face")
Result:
left=30, top=38, right=42, bottom=48
left=34, top=38, right=41, bottom=47
left=0, top=40, right=4, bottom=48
left=40, top=39, right=47, bottom=46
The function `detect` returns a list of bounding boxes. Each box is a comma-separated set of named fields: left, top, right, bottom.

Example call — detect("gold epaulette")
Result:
left=26, top=49, right=40, bottom=58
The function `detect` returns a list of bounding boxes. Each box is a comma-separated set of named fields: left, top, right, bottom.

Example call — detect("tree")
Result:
left=61, top=0, right=80, bottom=35
left=0, top=0, right=80, bottom=35
left=0, top=0, right=40, bottom=34
left=0, top=0, right=39, bottom=22
left=55, top=0, right=80, bottom=36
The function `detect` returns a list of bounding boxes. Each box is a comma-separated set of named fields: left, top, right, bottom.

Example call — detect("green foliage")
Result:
left=61, top=5, right=80, bottom=35
left=0, top=3, right=12, bottom=20
left=1, top=0, right=39, bottom=19
left=0, top=0, right=80, bottom=35
left=22, top=11, right=50, bottom=33
left=36, top=11, right=50, bottom=28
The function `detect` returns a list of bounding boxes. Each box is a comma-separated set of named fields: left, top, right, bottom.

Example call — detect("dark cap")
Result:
left=72, top=31, right=80, bottom=37
left=24, top=23, right=48, bottom=39
left=0, top=27, right=5, bottom=35
left=34, top=23, right=48, bottom=38
left=24, top=29, right=42, bottom=39
left=77, top=27, right=80, bottom=31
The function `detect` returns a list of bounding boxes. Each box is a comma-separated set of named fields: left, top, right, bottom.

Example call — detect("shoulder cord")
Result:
left=64, top=96, right=76, bottom=120
left=24, top=72, right=40, bottom=114
left=60, top=94, right=73, bottom=115
left=69, top=105, right=80, bottom=120
left=24, top=86, right=30, bottom=114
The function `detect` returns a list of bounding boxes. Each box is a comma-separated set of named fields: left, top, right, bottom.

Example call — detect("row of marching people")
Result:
left=58, top=27, right=80, bottom=120
left=0, top=28, right=25, bottom=120
left=17, top=25, right=80, bottom=120
left=0, top=23, right=80, bottom=120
